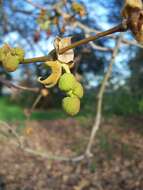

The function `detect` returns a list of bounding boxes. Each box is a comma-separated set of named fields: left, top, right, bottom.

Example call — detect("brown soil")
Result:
left=0, top=117, right=143, bottom=190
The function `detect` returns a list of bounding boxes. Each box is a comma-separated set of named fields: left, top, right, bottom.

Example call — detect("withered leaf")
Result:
left=121, top=0, right=143, bottom=44
left=38, top=60, right=62, bottom=88
left=121, top=0, right=143, bottom=18
left=54, top=37, right=74, bottom=63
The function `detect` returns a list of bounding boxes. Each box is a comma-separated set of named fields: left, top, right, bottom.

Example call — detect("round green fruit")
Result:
left=2, top=54, right=19, bottom=72
left=62, top=96, right=80, bottom=116
left=73, top=82, right=84, bottom=98
left=0, top=45, right=9, bottom=61
left=58, top=73, right=76, bottom=91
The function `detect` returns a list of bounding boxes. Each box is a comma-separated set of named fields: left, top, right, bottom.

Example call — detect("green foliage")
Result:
left=0, top=95, right=93, bottom=122
left=0, top=97, right=67, bottom=122
left=0, top=97, right=25, bottom=121
left=138, top=98, right=143, bottom=112
left=2, top=88, right=143, bottom=122
left=103, top=90, right=139, bottom=116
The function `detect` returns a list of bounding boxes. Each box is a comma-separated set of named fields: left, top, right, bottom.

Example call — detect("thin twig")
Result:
left=25, top=93, right=43, bottom=119
left=0, top=121, right=23, bottom=147
left=59, top=23, right=127, bottom=54
left=85, top=33, right=113, bottom=52
left=31, top=94, right=42, bottom=110
left=0, top=120, right=85, bottom=162
left=20, top=147, right=85, bottom=162
left=0, top=78, right=39, bottom=92
left=22, top=54, right=55, bottom=64
left=74, top=21, right=143, bottom=48
left=15, top=22, right=127, bottom=65
left=85, top=34, right=123, bottom=157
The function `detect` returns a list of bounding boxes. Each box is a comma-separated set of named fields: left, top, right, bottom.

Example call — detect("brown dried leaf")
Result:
left=38, top=60, right=62, bottom=88
left=121, top=0, right=143, bottom=44
left=54, top=37, right=74, bottom=63
left=74, top=179, right=90, bottom=190
left=122, top=0, right=143, bottom=18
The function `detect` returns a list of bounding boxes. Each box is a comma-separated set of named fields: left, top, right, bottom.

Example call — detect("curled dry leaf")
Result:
left=54, top=37, right=74, bottom=63
left=121, top=0, right=143, bottom=18
left=38, top=60, right=62, bottom=88
left=121, top=0, right=143, bottom=44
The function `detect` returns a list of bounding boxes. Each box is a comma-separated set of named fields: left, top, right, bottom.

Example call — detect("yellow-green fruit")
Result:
left=58, top=73, right=76, bottom=91
left=0, top=49, right=3, bottom=61
left=62, top=97, right=80, bottom=116
left=14, top=47, right=25, bottom=62
left=0, top=46, right=9, bottom=61
left=2, top=54, right=19, bottom=72
left=73, top=82, right=84, bottom=98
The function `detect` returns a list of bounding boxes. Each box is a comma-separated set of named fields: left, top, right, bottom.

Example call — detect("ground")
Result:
left=0, top=116, right=143, bottom=190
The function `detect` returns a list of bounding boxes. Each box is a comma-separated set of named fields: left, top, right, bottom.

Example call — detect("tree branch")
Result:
left=85, top=34, right=123, bottom=157
left=0, top=120, right=85, bottom=162
left=0, top=78, right=39, bottom=92
left=74, top=21, right=143, bottom=48
left=19, top=22, right=127, bottom=64
left=59, top=22, right=127, bottom=54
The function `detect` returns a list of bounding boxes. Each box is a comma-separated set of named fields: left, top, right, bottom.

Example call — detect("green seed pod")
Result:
left=62, top=96, right=80, bottom=116
left=72, top=82, right=84, bottom=98
left=14, top=47, right=25, bottom=62
left=58, top=73, right=77, bottom=91
left=2, top=54, right=19, bottom=72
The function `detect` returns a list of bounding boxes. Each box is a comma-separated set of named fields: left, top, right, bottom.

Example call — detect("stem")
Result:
left=59, top=22, right=127, bottom=54
left=0, top=78, right=39, bottom=92
left=22, top=55, right=52, bottom=64
left=85, top=34, right=123, bottom=157
left=20, top=22, right=128, bottom=65
left=22, top=49, right=57, bottom=64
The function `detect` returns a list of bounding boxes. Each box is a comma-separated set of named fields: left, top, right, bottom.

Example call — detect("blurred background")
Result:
left=0, top=1, right=143, bottom=190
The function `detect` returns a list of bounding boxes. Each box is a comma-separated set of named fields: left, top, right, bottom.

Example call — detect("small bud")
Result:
left=2, top=54, right=19, bottom=72
left=41, top=88, right=49, bottom=97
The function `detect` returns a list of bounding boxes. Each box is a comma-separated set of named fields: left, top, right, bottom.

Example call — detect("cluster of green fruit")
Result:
left=58, top=73, right=84, bottom=116
left=0, top=44, right=25, bottom=72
